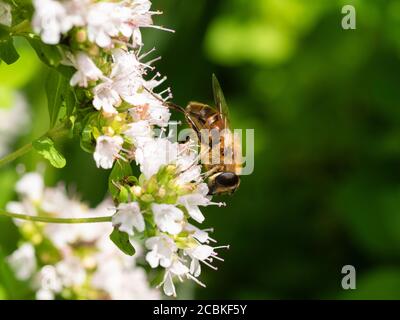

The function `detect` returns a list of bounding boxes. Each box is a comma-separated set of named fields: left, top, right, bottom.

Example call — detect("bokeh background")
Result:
left=2, top=0, right=400, bottom=299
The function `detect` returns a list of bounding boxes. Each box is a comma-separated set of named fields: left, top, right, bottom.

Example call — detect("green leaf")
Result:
left=108, top=160, right=133, bottom=198
left=65, top=86, right=77, bottom=117
left=25, top=36, right=61, bottom=67
left=45, top=69, right=69, bottom=127
left=109, top=228, right=135, bottom=256
left=0, top=38, right=19, bottom=64
left=118, top=186, right=130, bottom=203
left=0, top=26, right=10, bottom=41
left=33, top=137, right=66, bottom=168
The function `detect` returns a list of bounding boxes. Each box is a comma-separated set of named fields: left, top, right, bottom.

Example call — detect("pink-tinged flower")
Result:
left=65, top=52, right=103, bottom=88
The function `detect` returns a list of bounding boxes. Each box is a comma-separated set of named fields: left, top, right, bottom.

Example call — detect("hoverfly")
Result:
left=168, top=75, right=242, bottom=195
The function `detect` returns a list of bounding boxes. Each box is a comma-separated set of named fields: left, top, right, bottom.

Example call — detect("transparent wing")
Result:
left=212, top=74, right=231, bottom=128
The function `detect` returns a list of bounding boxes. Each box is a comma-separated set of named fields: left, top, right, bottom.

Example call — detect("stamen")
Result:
left=151, top=72, right=161, bottom=81
left=149, top=10, right=163, bottom=15
left=159, top=87, right=171, bottom=97
left=146, top=25, right=176, bottom=33
left=139, top=47, right=156, bottom=60
left=155, top=76, right=167, bottom=86
left=201, top=260, right=218, bottom=270
left=213, top=245, right=230, bottom=250
left=208, top=237, right=217, bottom=243
left=212, top=255, right=224, bottom=262
left=209, top=201, right=226, bottom=207
left=187, top=274, right=206, bottom=287
left=146, top=56, right=162, bottom=66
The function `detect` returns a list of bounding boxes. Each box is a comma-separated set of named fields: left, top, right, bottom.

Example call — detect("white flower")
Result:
left=87, top=2, right=132, bottom=48
left=7, top=243, right=36, bottom=280
left=93, top=135, right=124, bottom=169
left=127, top=93, right=171, bottom=127
left=15, top=172, right=44, bottom=202
left=66, top=52, right=103, bottom=87
left=92, top=264, right=160, bottom=300
left=36, top=289, right=55, bottom=300
left=152, top=204, right=184, bottom=235
left=145, top=235, right=177, bottom=268
left=184, top=223, right=212, bottom=244
left=176, top=165, right=202, bottom=185
left=41, top=185, right=71, bottom=215
left=135, top=138, right=179, bottom=179
left=35, top=265, right=62, bottom=300
left=112, top=202, right=145, bottom=236
left=178, top=183, right=224, bottom=223
left=92, top=49, right=143, bottom=113
left=32, top=0, right=74, bottom=44
left=0, top=1, right=11, bottom=27
left=128, top=0, right=154, bottom=28
left=55, top=257, right=86, bottom=287
left=178, top=193, right=207, bottom=224
left=147, top=103, right=171, bottom=127
left=123, top=120, right=153, bottom=147
left=93, top=81, right=121, bottom=114
left=186, top=244, right=214, bottom=268
left=185, top=244, right=226, bottom=280
left=111, top=48, right=143, bottom=79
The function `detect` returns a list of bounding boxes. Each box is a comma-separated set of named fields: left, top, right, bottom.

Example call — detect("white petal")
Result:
left=163, top=273, right=175, bottom=296
left=146, top=250, right=159, bottom=268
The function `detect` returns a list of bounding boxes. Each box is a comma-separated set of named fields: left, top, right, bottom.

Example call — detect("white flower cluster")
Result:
left=0, top=91, right=30, bottom=157
left=112, top=139, right=228, bottom=296
left=32, top=0, right=159, bottom=47
left=7, top=172, right=160, bottom=300
left=32, top=0, right=172, bottom=170
left=29, top=0, right=229, bottom=298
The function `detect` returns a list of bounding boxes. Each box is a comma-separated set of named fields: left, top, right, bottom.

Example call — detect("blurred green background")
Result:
left=3, top=0, right=400, bottom=299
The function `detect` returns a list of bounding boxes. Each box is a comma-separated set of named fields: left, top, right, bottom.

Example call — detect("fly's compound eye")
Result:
left=215, top=172, right=239, bottom=187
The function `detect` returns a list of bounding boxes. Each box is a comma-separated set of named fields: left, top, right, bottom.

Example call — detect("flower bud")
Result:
left=132, top=185, right=142, bottom=197
left=75, top=29, right=87, bottom=43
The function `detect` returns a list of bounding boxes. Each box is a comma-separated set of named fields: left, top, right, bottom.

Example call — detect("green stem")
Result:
left=0, top=143, right=33, bottom=168
left=0, top=209, right=112, bottom=224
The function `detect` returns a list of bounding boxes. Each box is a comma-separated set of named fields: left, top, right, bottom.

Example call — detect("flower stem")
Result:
left=0, top=209, right=112, bottom=224
left=0, top=143, right=33, bottom=168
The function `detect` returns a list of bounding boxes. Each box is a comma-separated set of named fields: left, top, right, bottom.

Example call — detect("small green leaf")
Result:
left=0, top=38, right=19, bottom=64
left=45, top=69, right=69, bottom=127
left=108, top=160, right=133, bottom=198
left=25, top=36, right=61, bottom=67
left=109, top=228, right=135, bottom=256
left=118, top=187, right=130, bottom=203
left=33, top=137, right=66, bottom=168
